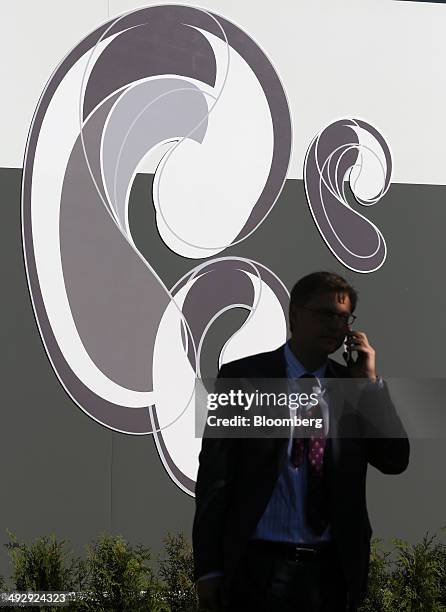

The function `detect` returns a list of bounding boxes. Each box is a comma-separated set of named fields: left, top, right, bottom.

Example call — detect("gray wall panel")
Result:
left=0, top=166, right=444, bottom=577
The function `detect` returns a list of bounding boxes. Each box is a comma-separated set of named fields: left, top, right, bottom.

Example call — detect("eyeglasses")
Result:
left=299, top=306, right=356, bottom=326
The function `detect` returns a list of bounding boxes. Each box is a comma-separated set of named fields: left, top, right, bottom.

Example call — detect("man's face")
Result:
left=290, top=292, right=353, bottom=356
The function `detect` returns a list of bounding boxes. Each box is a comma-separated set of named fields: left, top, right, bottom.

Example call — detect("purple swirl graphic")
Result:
left=151, top=258, right=289, bottom=493
left=304, top=118, right=392, bottom=273
left=21, top=5, right=292, bottom=493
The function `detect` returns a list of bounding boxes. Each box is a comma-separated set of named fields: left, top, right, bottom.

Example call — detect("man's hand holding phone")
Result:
left=343, top=329, right=377, bottom=382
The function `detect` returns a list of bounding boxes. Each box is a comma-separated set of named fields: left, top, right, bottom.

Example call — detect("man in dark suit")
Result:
left=193, top=271, right=409, bottom=612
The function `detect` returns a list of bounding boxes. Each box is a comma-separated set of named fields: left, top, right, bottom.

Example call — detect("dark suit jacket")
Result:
left=192, top=344, right=410, bottom=603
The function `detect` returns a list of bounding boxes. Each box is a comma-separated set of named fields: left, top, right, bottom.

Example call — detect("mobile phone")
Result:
left=343, top=334, right=352, bottom=362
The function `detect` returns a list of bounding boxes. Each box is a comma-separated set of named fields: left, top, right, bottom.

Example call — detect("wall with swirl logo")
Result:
left=1, top=0, right=445, bottom=574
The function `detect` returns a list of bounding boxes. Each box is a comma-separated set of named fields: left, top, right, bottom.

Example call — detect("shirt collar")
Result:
left=283, top=340, right=327, bottom=379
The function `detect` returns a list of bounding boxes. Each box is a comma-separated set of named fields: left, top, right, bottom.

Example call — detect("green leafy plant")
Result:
left=3, top=528, right=444, bottom=611
left=360, top=532, right=446, bottom=612
left=0, top=574, right=6, bottom=590
left=437, top=538, right=446, bottom=608
left=6, top=530, right=78, bottom=593
left=359, top=539, right=394, bottom=612
left=0, top=574, right=8, bottom=611
left=5, top=531, right=80, bottom=611
left=391, top=534, right=446, bottom=612
left=159, top=533, right=199, bottom=612
left=78, top=533, right=166, bottom=611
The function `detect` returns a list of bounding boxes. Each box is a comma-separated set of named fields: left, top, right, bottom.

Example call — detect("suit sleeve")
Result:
left=192, top=364, right=239, bottom=581
left=358, top=380, right=410, bottom=474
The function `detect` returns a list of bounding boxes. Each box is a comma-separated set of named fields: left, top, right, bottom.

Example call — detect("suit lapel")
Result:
left=256, top=345, right=287, bottom=378
left=260, top=345, right=292, bottom=469
left=324, top=359, right=348, bottom=479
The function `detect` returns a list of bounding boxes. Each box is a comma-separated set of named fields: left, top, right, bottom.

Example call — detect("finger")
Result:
left=346, top=339, right=361, bottom=350
left=347, top=340, right=365, bottom=348
left=349, top=344, right=372, bottom=354
left=347, top=336, right=370, bottom=348
left=348, top=331, right=367, bottom=342
left=347, top=330, right=369, bottom=342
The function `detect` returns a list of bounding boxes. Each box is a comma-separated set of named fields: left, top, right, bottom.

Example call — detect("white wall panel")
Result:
left=2, top=0, right=446, bottom=185
left=0, top=0, right=108, bottom=168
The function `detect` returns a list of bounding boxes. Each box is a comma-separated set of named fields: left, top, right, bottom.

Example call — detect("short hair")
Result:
left=289, top=271, right=358, bottom=330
